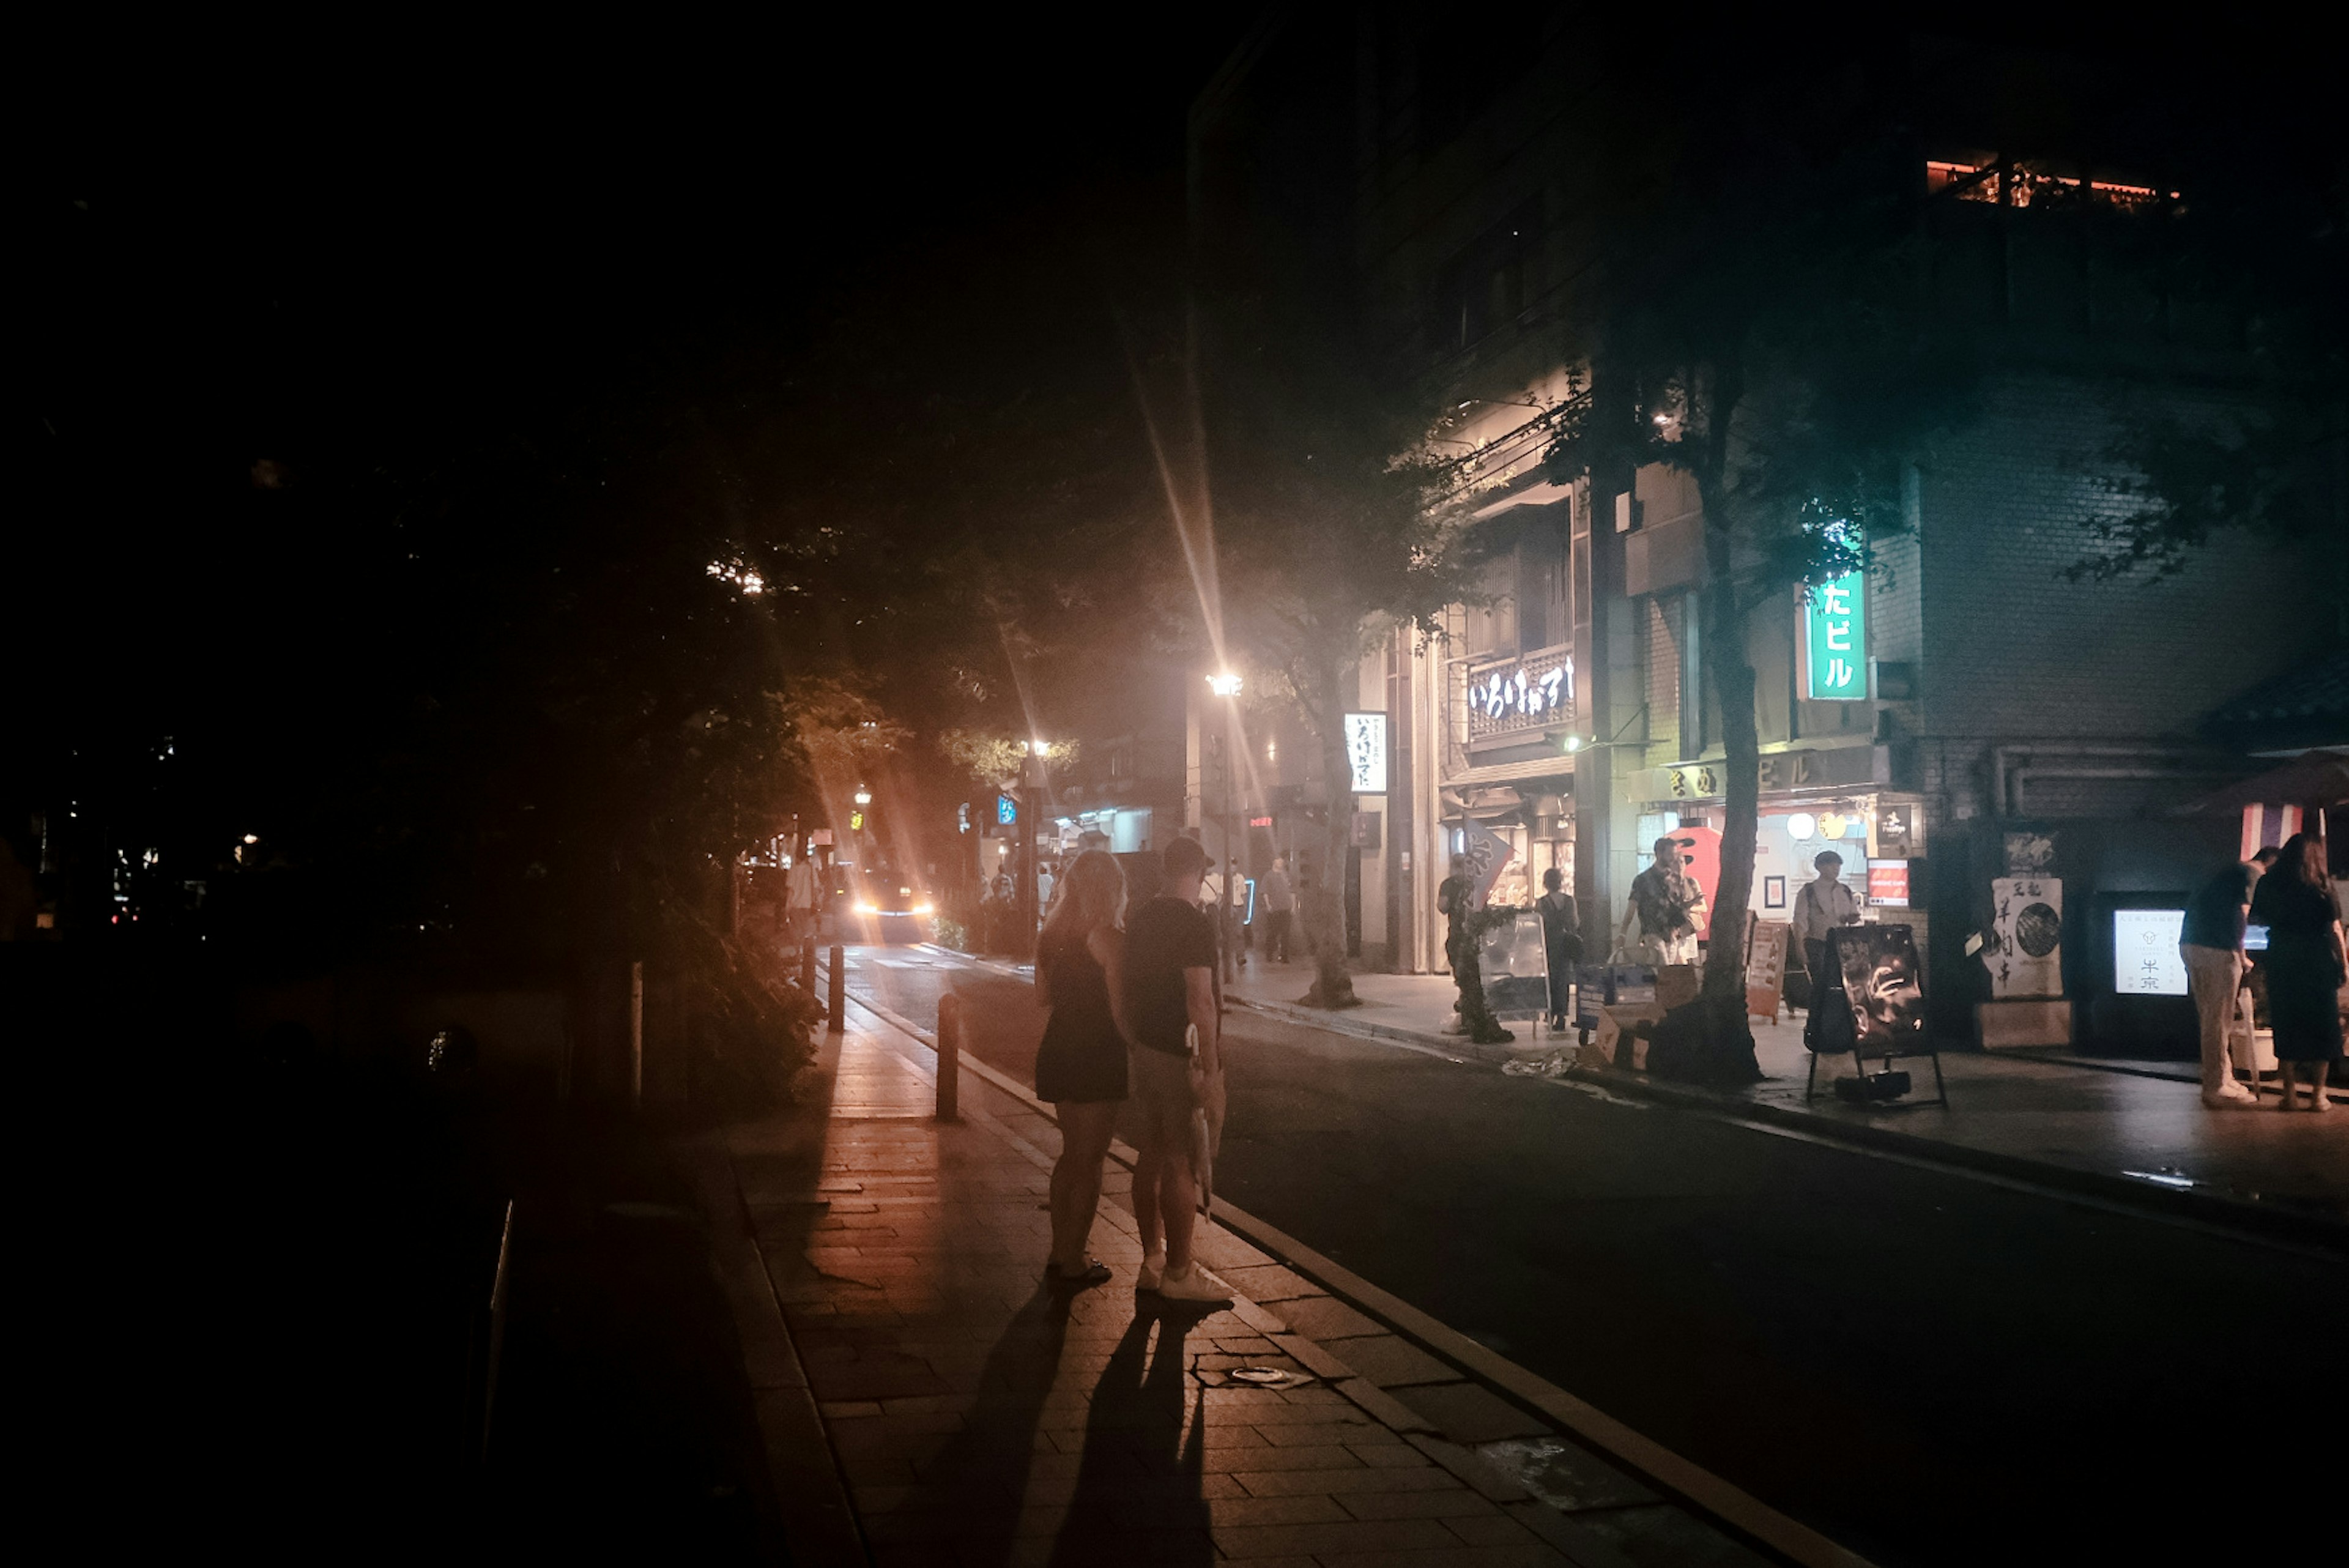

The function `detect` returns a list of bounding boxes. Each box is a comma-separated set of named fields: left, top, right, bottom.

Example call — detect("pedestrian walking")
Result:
left=1033, top=850, right=1131, bottom=1286
left=1120, top=835, right=1231, bottom=1304
left=1437, top=853, right=1476, bottom=974
left=1620, top=834, right=1705, bottom=967
left=1535, top=867, right=1581, bottom=1029
left=1036, top=860, right=1058, bottom=916
left=1792, top=850, right=1862, bottom=1026
left=2247, top=832, right=2345, bottom=1111
left=2180, top=846, right=2277, bottom=1107
left=1260, top=856, right=1294, bottom=963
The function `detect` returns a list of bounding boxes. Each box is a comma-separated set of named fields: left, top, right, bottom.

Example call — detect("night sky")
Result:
left=24, top=18, right=1258, bottom=853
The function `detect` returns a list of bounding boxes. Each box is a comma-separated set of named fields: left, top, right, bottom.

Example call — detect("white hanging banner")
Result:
left=1343, top=711, right=1388, bottom=795
left=1987, top=875, right=2063, bottom=998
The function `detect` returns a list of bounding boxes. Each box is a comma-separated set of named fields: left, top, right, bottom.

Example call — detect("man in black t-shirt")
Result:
left=2180, top=846, right=2277, bottom=1107
left=1121, top=835, right=1231, bottom=1305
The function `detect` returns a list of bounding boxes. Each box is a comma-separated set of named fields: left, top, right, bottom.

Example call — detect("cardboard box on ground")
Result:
left=1583, top=965, right=1702, bottom=1071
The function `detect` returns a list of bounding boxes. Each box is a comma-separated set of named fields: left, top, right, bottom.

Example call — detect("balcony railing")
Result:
left=1445, top=641, right=1576, bottom=772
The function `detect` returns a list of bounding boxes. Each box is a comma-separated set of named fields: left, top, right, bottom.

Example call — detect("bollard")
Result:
left=800, top=937, right=816, bottom=997
left=935, top=991, right=961, bottom=1121
left=827, top=945, right=845, bottom=1033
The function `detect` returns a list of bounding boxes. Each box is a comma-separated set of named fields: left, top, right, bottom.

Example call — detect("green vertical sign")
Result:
left=1802, top=573, right=1868, bottom=700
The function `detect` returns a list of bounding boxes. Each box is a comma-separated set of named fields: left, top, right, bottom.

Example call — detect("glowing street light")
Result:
left=1206, top=673, right=1243, bottom=697
left=853, top=787, right=872, bottom=806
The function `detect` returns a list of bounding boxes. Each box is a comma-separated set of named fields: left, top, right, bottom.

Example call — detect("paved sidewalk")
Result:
left=708, top=1001, right=1800, bottom=1568
left=1222, top=962, right=2349, bottom=1231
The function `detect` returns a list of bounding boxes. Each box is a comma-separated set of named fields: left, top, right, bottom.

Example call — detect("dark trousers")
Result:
left=1266, top=909, right=1293, bottom=961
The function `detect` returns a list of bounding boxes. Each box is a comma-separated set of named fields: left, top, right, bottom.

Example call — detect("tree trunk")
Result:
left=1300, top=661, right=1359, bottom=1009
left=1692, top=355, right=1756, bottom=1019
left=1698, top=555, right=1760, bottom=1008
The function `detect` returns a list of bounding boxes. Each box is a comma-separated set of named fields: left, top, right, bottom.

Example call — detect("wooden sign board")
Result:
left=1745, top=918, right=1791, bottom=1022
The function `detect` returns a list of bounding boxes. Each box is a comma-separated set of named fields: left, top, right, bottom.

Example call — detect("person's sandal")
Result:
left=1047, top=1258, right=1112, bottom=1288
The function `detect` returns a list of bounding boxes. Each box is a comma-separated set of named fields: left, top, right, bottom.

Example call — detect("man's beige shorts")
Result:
left=1127, top=1045, right=1193, bottom=1150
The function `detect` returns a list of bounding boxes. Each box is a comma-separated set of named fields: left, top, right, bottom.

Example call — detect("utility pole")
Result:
left=1207, top=674, right=1244, bottom=983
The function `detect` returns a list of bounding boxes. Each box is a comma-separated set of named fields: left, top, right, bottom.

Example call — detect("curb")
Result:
left=843, top=982, right=1871, bottom=1568
left=1227, top=991, right=1557, bottom=1066
left=680, top=1143, right=868, bottom=1568
left=1217, top=989, right=2347, bottom=1254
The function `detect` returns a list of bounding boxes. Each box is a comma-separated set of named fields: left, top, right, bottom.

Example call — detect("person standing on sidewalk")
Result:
left=1536, top=867, right=1580, bottom=1030
left=1792, top=850, right=1861, bottom=1033
left=1033, top=850, right=1131, bottom=1287
left=2248, top=832, right=2345, bottom=1112
left=1261, top=856, right=1294, bottom=964
left=1620, top=835, right=1705, bottom=967
left=2180, top=846, right=2277, bottom=1107
left=1121, top=835, right=1231, bottom=1304
left=784, top=847, right=821, bottom=945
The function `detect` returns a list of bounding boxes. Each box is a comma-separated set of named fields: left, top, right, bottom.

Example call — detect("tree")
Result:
left=1177, top=308, right=1480, bottom=1008
left=2058, top=101, right=2347, bottom=626
left=1540, top=40, right=1984, bottom=1046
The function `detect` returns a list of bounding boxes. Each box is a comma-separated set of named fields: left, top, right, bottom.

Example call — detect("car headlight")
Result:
left=912, top=902, right=935, bottom=916
left=853, top=901, right=878, bottom=915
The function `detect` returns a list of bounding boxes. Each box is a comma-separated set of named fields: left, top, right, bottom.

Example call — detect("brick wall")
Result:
left=1916, top=373, right=2326, bottom=744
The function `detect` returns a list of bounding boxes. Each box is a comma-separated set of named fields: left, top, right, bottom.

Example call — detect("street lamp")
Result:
left=853, top=787, right=872, bottom=806
left=1020, top=740, right=1059, bottom=958
left=1206, top=673, right=1243, bottom=697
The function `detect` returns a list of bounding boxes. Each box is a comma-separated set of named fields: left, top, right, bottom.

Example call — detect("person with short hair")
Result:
left=1121, top=836, right=1231, bottom=1304
left=1621, top=835, right=1704, bottom=965
left=2180, top=846, right=2277, bottom=1107
left=1793, top=850, right=1861, bottom=1030
left=1033, top=850, right=1132, bottom=1285
left=2248, top=832, right=2345, bottom=1111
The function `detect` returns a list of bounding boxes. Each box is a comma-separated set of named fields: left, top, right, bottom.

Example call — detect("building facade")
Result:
left=1193, top=19, right=2340, bottom=1036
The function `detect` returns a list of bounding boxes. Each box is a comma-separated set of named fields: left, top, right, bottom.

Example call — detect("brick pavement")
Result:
left=712, top=1006, right=1775, bottom=1568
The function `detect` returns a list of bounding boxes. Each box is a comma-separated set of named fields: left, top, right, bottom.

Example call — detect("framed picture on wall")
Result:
left=1764, top=874, right=1787, bottom=910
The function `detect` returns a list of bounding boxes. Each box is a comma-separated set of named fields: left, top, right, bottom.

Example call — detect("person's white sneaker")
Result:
left=1135, top=1250, right=1166, bottom=1293
left=2203, top=1088, right=2256, bottom=1108
left=1154, top=1263, right=1233, bottom=1306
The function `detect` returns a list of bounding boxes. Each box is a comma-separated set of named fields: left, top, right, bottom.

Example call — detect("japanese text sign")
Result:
left=1802, top=574, right=1869, bottom=700
left=1343, top=712, right=1388, bottom=794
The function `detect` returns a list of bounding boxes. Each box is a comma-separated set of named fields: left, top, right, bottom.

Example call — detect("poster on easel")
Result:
left=1478, top=910, right=1552, bottom=1020
left=1745, top=918, right=1791, bottom=1022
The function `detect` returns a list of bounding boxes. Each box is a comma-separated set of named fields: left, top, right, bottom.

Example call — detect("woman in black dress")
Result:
left=1033, top=849, right=1132, bottom=1283
left=2249, top=833, right=2345, bottom=1111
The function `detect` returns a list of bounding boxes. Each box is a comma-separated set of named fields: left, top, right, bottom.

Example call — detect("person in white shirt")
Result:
left=1793, top=850, right=1862, bottom=1016
left=784, top=852, right=822, bottom=943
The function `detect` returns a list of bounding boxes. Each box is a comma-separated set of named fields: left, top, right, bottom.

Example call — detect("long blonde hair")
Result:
left=1041, top=848, right=1127, bottom=948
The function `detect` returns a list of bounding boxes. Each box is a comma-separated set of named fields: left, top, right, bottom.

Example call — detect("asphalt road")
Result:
left=844, top=946, right=2346, bottom=1568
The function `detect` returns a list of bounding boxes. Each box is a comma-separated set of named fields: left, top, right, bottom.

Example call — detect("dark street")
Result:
left=849, top=946, right=2347, bottom=1568
left=21, top=15, right=2346, bottom=1566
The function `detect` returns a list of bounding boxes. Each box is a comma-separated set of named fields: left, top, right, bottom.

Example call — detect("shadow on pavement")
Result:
left=911, top=1282, right=1075, bottom=1567
left=1047, top=1302, right=1212, bottom=1568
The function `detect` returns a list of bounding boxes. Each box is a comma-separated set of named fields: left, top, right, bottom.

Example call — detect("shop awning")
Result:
left=2175, top=749, right=2349, bottom=816
left=1446, top=756, right=1578, bottom=786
